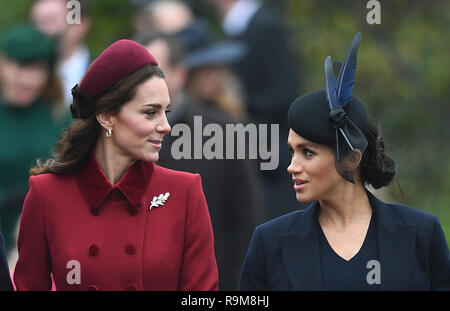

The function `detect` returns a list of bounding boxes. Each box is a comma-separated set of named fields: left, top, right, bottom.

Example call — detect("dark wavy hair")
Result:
left=30, top=64, right=164, bottom=175
left=359, top=119, right=397, bottom=189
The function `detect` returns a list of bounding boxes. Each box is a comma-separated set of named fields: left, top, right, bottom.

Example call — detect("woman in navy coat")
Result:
left=239, top=33, right=450, bottom=291
left=14, top=39, right=218, bottom=290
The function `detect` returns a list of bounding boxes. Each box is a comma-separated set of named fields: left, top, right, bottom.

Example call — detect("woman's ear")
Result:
left=96, top=112, right=116, bottom=131
left=344, top=149, right=362, bottom=171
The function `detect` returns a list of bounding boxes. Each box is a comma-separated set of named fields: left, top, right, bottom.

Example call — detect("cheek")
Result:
left=120, top=118, right=155, bottom=139
left=308, top=157, right=340, bottom=188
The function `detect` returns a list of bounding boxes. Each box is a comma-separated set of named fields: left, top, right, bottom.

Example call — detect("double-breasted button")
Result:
left=126, top=283, right=137, bottom=291
left=89, top=244, right=99, bottom=257
left=90, top=207, right=99, bottom=216
left=88, top=285, right=98, bottom=291
left=125, top=244, right=136, bottom=255
left=128, top=206, right=138, bottom=216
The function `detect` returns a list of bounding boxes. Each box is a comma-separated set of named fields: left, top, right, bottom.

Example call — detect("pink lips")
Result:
left=148, top=139, right=162, bottom=148
left=293, top=178, right=308, bottom=191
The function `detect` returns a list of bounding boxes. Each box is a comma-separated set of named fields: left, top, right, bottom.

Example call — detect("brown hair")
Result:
left=30, top=64, right=165, bottom=175
left=359, top=119, right=397, bottom=189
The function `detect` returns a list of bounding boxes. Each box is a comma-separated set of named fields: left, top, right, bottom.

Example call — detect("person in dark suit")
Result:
left=0, top=224, right=13, bottom=291
left=239, top=33, right=450, bottom=290
left=14, top=39, right=218, bottom=290
left=135, top=29, right=265, bottom=290
left=213, top=0, right=303, bottom=219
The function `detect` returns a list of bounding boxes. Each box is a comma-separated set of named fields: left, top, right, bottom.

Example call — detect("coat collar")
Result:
left=279, top=190, right=416, bottom=290
left=76, top=152, right=153, bottom=212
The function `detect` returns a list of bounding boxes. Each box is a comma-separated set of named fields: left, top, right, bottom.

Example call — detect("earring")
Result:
left=106, top=128, right=112, bottom=138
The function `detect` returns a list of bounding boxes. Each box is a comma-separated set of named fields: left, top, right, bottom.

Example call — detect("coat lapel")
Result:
left=279, top=202, right=323, bottom=290
left=367, top=192, right=416, bottom=290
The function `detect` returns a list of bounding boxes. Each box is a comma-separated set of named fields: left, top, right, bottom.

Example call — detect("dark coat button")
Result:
left=90, top=208, right=99, bottom=216
left=88, top=285, right=98, bottom=291
left=89, top=244, right=99, bottom=257
left=128, top=206, right=138, bottom=216
left=126, top=283, right=137, bottom=291
left=125, top=244, right=136, bottom=255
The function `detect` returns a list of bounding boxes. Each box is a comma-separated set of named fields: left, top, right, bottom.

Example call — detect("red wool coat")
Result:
left=14, top=153, right=218, bottom=291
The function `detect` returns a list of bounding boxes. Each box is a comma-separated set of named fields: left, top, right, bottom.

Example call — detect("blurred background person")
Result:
left=134, top=0, right=247, bottom=119
left=134, top=0, right=193, bottom=34
left=135, top=29, right=265, bottom=290
left=183, top=24, right=247, bottom=119
left=212, top=0, right=304, bottom=219
left=0, top=24, right=66, bottom=271
left=31, top=0, right=92, bottom=107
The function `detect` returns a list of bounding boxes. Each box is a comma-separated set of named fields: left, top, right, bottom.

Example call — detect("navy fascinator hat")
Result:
left=288, top=32, right=369, bottom=183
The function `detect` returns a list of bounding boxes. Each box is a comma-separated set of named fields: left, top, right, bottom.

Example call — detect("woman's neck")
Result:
left=318, top=183, right=372, bottom=230
left=94, top=139, right=136, bottom=185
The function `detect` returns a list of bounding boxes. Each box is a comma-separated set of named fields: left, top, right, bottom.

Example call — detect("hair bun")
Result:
left=360, top=121, right=396, bottom=189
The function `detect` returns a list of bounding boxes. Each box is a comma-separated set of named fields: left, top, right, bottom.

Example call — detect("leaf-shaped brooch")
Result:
left=149, top=192, right=170, bottom=210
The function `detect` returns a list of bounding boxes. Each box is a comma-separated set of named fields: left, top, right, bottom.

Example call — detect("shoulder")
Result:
left=152, top=164, right=202, bottom=190
left=152, top=164, right=200, bottom=180
left=383, top=201, right=440, bottom=235
left=29, top=172, right=75, bottom=190
left=257, top=210, right=301, bottom=232
left=369, top=190, right=443, bottom=244
left=368, top=191, right=438, bottom=231
left=253, top=208, right=308, bottom=244
left=387, top=202, right=437, bottom=223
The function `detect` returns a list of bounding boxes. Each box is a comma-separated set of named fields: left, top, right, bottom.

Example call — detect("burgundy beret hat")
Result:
left=70, top=39, right=158, bottom=119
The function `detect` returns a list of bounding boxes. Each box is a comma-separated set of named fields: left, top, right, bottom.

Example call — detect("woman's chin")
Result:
left=295, top=192, right=314, bottom=203
left=136, top=151, right=159, bottom=163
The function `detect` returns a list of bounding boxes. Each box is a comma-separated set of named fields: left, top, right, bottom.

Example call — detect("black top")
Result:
left=318, top=213, right=380, bottom=290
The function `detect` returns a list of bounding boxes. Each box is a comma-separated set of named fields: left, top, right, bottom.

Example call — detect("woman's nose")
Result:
left=287, top=156, right=303, bottom=175
left=157, top=113, right=171, bottom=133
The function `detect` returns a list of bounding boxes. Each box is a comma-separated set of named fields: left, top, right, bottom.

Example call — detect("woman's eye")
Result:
left=165, top=109, right=172, bottom=114
left=303, top=148, right=314, bottom=158
left=145, top=110, right=157, bottom=117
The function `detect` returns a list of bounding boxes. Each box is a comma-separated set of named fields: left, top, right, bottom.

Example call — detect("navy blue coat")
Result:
left=239, top=191, right=450, bottom=290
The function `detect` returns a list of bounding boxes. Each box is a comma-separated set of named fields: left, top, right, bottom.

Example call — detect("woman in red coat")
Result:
left=13, top=39, right=218, bottom=291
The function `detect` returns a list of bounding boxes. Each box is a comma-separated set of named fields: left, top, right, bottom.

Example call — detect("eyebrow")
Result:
left=142, top=103, right=172, bottom=109
left=287, top=142, right=320, bottom=149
